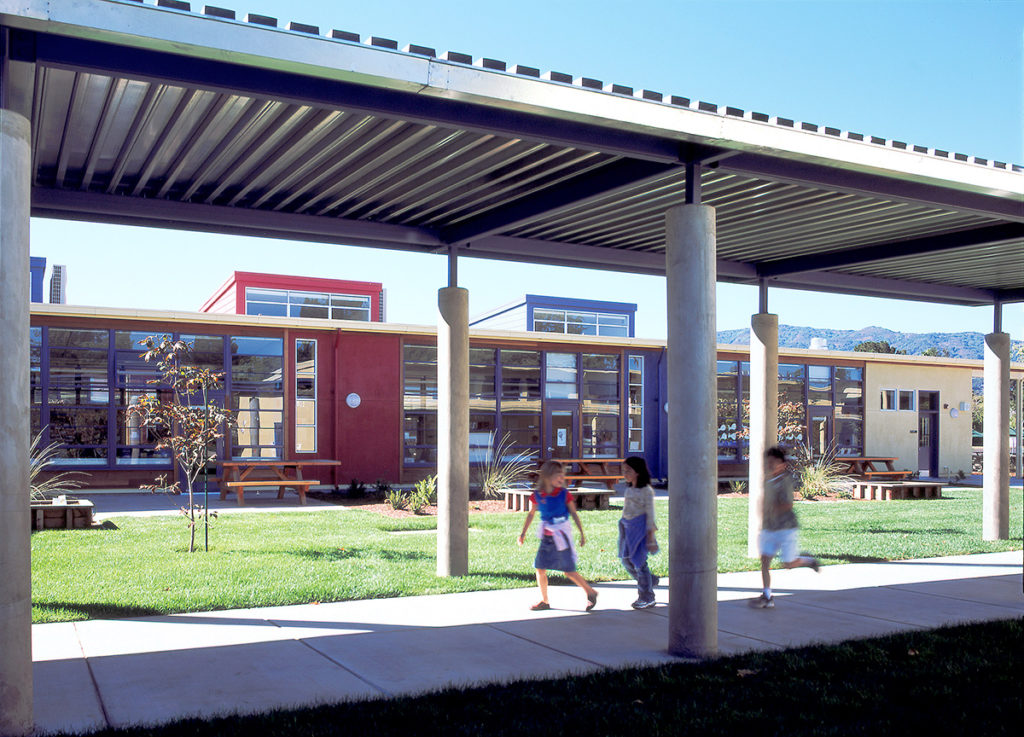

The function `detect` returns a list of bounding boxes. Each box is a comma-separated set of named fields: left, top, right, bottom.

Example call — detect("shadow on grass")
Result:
left=33, top=601, right=163, bottom=621
left=821, top=553, right=888, bottom=564
left=465, top=571, right=538, bottom=583
left=290, top=548, right=432, bottom=563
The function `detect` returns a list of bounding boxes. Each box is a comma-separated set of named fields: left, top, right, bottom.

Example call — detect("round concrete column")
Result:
left=983, top=332, right=1010, bottom=540
left=0, top=109, right=33, bottom=736
left=436, top=286, right=470, bottom=576
left=747, top=313, right=778, bottom=558
left=665, top=204, right=717, bottom=658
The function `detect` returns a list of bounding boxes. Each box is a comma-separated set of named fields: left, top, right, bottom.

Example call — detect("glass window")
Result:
left=295, top=339, right=317, bottom=453
left=834, top=367, right=863, bottom=418
left=881, top=389, right=896, bottom=410
left=245, top=288, right=372, bottom=321
left=501, top=410, right=541, bottom=458
left=582, top=354, right=619, bottom=403
left=403, top=412, right=437, bottom=465
left=30, top=327, right=42, bottom=407
left=808, top=365, right=832, bottom=406
left=628, top=356, right=644, bottom=452
left=47, top=407, right=108, bottom=465
left=500, top=350, right=540, bottom=401
left=230, top=336, right=284, bottom=459
left=899, top=390, right=916, bottom=411
left=582, top=413, right=618, bottom=457
left=469, top=413, right=497, bottom=463
left=469, top=348, right=496, bottom=399
left=717, top=361, right=739, bottom=460
left=404, top=344, right=437, bottom=407
left=545, top=353, right=578, bottom=399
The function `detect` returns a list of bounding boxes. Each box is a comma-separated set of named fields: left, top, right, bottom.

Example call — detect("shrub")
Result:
left=347, top=478, right=367, bottom=499
left=373, top=479, right=392, bottom=499
left=409, top=475, right=436, bottom=514
left=385, top=487, right=409, bottom=510
left=729, top=479, right=747, bottom=495
left=474, top=433, right=535, bottom=499
left=29, top=428, right=87, bottom=501
left=791, top=442, right=853, bottom=500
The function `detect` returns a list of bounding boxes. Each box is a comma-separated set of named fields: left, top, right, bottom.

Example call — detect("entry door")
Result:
left=918, top=391, right=940, bottom=476
left=546, top=405, right=578, bottom=459
left=808, top=410, right=833, bottom=457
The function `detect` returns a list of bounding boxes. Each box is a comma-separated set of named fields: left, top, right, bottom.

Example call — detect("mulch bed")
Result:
left=308, top=493, right=510, bottom=519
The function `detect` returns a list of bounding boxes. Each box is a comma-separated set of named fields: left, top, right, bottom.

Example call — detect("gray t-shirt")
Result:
left=763, top=471, right=799, bottom=531
left=620, top=484, right=657, bottom=531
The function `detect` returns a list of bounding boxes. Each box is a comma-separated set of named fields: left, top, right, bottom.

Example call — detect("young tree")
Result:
left=128, top=336, right=232, bottom=552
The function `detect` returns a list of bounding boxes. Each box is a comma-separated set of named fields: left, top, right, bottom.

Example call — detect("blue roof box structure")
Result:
left=470, top=294, right=636, bottom=338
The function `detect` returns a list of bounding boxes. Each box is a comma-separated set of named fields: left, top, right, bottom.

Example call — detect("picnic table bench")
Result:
left=835, top=456, right=912, bottom=480
left=502, top=487, right=615, bottom=512
left=220, top=459, right=341, bottom=505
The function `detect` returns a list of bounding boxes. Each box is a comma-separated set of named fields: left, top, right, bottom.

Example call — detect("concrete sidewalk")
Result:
left=32, top=551, right=1023, bottom=735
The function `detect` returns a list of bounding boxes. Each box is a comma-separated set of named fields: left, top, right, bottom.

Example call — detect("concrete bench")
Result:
left=222, top=479, right=318, bottom=505
left=852, top=481, right=942, bottom=501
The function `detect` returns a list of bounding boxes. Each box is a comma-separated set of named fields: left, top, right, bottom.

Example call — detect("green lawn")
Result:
left=31, top=487, right=1022, bottom=623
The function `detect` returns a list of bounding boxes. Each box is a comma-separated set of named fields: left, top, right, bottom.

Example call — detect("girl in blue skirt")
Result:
left=517, top=460, right=598, bottom=612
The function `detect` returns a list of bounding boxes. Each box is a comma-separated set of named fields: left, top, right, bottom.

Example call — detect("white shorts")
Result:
left=758, top=528, right=799, bottom=563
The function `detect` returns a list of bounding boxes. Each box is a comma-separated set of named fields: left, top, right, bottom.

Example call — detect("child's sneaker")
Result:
left=748, top=593, right=774, bottom=609
left=631, top=597, right=656, bottom=610
left=809, top=557, right=821, bottom=572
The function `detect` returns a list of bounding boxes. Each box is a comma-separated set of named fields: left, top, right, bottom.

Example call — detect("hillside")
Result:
left=716, top=325, right=1023, bottom=360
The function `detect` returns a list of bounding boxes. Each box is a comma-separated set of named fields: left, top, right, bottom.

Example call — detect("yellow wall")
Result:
left=864, top=363, right=972, bottom=475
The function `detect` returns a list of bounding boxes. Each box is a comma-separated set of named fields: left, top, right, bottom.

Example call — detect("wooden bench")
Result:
left=862, top=470, right=914, bottom=480
left=222, top=479, right=318, bottom=505
left=852, top=481, right=942, bottom=501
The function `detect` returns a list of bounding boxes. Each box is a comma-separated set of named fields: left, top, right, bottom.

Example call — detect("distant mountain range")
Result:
left=716, top=325, right=1023, bottom=361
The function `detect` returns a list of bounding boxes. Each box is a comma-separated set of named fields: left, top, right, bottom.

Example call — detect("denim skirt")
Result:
left=533, top=535, right=576, bottom=572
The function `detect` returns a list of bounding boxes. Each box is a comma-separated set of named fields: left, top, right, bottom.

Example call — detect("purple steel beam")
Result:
left=441, top=159, right=681, bottom=245
left=757, top=223, right=1024, bottom=277
left=32, top=187, right=444, bottom=251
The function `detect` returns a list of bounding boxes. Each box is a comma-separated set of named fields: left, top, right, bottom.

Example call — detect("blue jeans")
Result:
left=621, top=556, right=655, bottom=601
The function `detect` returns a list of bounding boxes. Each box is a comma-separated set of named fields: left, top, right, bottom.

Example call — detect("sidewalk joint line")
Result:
left=73, top=621, right=114, bottom=730
left=294, top=636, right=395, bottom=697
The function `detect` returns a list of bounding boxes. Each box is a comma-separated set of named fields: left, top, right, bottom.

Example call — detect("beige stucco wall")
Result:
left=864, top=362, right=973, bottom=476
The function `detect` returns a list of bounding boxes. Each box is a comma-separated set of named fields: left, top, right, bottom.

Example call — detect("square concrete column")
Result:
left=0, top=109, right=33, bottom=736
left=436, top=286, right=470, bottom=576
left=983, top=332, right=1010, bottom=540
left=747, top=313, right=779, bottom=558
left=665, top=203, right=717, bottom=658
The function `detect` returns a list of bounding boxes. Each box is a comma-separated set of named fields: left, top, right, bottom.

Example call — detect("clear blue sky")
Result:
left=31, top=0, right=1024, bottom=340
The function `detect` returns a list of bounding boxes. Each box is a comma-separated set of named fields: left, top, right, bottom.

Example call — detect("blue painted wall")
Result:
left=30, top=257, right=45, bottom=303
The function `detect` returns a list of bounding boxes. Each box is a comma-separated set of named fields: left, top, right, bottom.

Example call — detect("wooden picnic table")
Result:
left=549, top=457, right=626, bottom=489
left=220, top=459, right=341, bottom=505
left=834, top=456, right=912, bottom=480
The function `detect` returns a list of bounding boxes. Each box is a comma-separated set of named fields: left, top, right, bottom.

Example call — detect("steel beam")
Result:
left=442, top=159, right=680, bottom=245
left=719, top=152, right=1024, bottom=222
left=757, top=224, right=1024, bottom=277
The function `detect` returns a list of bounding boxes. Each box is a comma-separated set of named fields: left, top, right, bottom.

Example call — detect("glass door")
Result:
left=918, top=391, right=940, bottom=476
left=808, top=410, right=832, bottom=457
left=546, top=404, right=578, bottom=459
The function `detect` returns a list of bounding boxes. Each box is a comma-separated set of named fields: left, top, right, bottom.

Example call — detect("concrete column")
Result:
left=983, top=332, right=1010, bottom=540
left=747, top=313, right=778, bottom=558
left=665, top=204, right=717, bottom=658
left=436, top=286, right=469, bottom=576
left=0, top=109, right=33, bottom=736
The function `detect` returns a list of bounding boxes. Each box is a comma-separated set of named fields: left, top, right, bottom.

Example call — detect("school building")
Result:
left=29, top=273, right=1023, bottom=491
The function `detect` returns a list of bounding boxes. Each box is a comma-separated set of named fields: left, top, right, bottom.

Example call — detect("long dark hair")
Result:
left=624, top=456, right=651, bottom=488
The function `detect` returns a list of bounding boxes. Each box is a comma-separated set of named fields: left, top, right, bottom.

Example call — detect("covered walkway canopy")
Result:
left=1, top=1, right=1022, bottom=733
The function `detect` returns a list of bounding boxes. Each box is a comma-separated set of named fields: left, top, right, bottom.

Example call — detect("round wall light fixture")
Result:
left=345, top=392, right=361, bottom=408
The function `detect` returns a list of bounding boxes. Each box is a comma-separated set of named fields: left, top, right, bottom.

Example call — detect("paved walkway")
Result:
left=32, top=550, right=1022, bottom=735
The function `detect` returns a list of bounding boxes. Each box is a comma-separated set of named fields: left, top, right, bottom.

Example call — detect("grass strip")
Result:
left=62, top=617, right=1024, bottom=737
left=32, top=488, right=1022, bottom=623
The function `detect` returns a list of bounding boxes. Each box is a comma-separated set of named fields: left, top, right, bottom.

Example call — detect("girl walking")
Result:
left=618, top=456, right=660, bottom=609
left=517, top=460, right=599, bottom=612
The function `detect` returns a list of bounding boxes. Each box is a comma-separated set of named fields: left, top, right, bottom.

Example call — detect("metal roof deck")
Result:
left=2, top=0, right=1022, bottom=305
